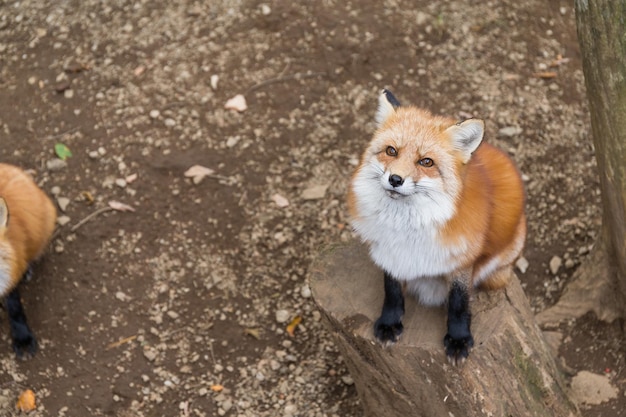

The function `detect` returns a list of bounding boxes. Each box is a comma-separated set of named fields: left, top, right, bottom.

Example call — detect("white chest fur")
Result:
left=0, top=261, right=11, bottom=296
left=351, top=164, right=464, bottom=281
left=353, top=211, right=465, bottom=281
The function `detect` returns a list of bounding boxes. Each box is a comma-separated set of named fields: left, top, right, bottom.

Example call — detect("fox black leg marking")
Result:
left=374, top=271, right=405, bottom=345
left=6, top=287, right=37, bottom=358
left=444, top=280, right=474, bottom=365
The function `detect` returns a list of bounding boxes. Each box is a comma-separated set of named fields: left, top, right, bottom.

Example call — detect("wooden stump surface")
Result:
left=309, top=241, right=580, bottom=417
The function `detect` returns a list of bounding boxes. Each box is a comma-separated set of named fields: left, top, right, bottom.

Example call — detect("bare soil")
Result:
left=0, top=0, right=623, bottom=416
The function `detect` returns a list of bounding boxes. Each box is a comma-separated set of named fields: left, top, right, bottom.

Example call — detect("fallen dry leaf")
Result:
left=244, top=328, right=261, bottom=340
left=271, top=193, right=290, bottom=208
left=184, top=165, right=215, bottom=184
left=533, top=71, right=557, bottom=79
left=224, top=94, right=247, bottom=112
left=210, top=384, right=224, bottom=392
left=16, top=389, right=36, bottom=412
left=108, top=200, right=136, bottom=212
left=286, top=315, right=302, bottom=337
left=81, top=191, right=95, bottom=204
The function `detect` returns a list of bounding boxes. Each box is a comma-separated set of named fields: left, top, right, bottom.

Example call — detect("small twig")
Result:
left=244, top=71, right=327, bottom=95
left=208, top=339, right=216, bottom=365
left=277, top=63, right=291, bottom=78
left=106, top=335, right=138, bottom=350
left=71, top=207, right=114, bottom=232
left=44, top=126, right=79, bottom=140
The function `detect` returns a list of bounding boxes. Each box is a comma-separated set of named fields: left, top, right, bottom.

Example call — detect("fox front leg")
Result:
left=444, top=280, right=474, bottom=365
left=6, top=287, right=37, bottom=358
left=374, top=271, right=405, bottom=346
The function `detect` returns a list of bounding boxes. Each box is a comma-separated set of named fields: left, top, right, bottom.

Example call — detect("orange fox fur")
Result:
left=0, top=163, right=56, bottom=296
left=348, top=100, right=525, bottom=298
left=347, top=90, right=525, bottom=363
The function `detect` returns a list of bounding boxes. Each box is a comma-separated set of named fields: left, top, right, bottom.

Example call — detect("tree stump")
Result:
left=309, top=241, right=580, bottom=417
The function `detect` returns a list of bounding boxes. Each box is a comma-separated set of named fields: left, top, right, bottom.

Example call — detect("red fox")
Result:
left=347, top=90, right=526, bottom=364
left=0, top=163, right=56, bottom=357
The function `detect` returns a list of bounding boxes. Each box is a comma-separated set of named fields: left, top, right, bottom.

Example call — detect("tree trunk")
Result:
left=537, top=0, right=626, bottom=325
left=310, top=241, right=579, bottom=417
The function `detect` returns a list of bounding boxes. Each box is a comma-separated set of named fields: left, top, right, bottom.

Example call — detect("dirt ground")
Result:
left=0, top=0, right=624, bottom=416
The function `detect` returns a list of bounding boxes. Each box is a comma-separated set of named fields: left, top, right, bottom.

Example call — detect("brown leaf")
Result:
left=210, top=384, right=224, bottom=392
left=244, top=328, right=261, bottom=340
left=81, top=191, right=95, bottom=204
left=533, top=71, right=557, bottom=79
left=16, top=389, right=36, bottom=412
left=286, top=315, right=302, bottom=337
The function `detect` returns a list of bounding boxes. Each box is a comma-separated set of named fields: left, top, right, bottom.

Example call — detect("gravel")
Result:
left=0, top=0, right=620, bottom=416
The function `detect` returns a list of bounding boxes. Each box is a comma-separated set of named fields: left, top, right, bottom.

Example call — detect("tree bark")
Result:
left=537, top=0, right=626, bottom=325
left=310, top=241, right=579, bottom=417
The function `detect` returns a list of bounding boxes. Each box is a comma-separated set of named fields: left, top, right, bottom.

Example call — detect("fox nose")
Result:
left=388, top=174, right=404, bottom=188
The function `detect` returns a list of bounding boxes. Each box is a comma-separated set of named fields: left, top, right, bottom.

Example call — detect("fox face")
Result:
left=351, top=90, right=484, bottom=229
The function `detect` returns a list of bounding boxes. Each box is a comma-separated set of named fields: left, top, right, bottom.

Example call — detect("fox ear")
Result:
left=0, top=198, right=7, bottom=228
left=375, top=89, right=401, bottom=126
left=446, top=119, right=484, bottom=163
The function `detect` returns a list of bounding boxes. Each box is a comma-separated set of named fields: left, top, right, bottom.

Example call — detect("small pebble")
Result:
left=300, top=285, right=312, bottom=298
left=47, top=159, right=68, bottom=171
left=260, top=4, right=271, bottom=15
left=515, top=257, right=529, bottom=274
left=210, top=74, right=219, bottom=90
left=549, top=256, right=562, bottom=275
left=57, top=197, right=70, bottom=212
left=498, top=126, right=522, bottom=138
left=149, top=109, right=160, bottom=119
left=143, top=348, right=157, bottom=362
left=301, top=184, right=328, bottom=200
left=275, top=309, right=290, bottom=323
left=57, top=215, right=71, bottom=226
left=221, top=400, right=233, bottom=412
left=284, top=404, right=297, bottom=416
left=226, top=136, right=240, bottom=148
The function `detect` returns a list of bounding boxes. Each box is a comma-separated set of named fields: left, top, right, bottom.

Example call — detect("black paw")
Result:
left=12, top=331, right=38, bottom=359
left=374, top=318, right=403, bottom=346
left=443, top=332, right=473, bottom=366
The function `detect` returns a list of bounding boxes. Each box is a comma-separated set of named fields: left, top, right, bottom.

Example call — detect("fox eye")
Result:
left=419, top=158, right=434, bottom=167
left=385, top=146, right=398, bottom=157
